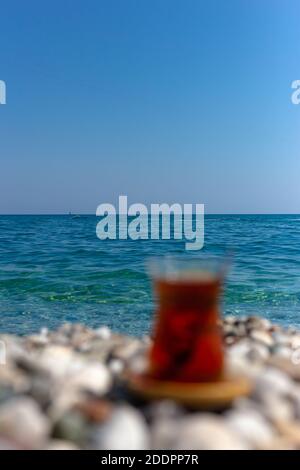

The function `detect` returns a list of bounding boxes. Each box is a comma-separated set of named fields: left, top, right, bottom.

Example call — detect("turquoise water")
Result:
left=1, top=215, right=300, bottom=335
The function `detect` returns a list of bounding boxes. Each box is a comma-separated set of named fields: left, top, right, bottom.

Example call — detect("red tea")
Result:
left=149, top=273, right=224, bottom=382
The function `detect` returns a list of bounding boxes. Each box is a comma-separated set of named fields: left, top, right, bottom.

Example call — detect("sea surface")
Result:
left=0, top=215, right=300, bottom=335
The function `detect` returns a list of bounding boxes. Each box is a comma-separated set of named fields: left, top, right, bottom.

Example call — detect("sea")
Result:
left=0, top=214, right=300, bottom=336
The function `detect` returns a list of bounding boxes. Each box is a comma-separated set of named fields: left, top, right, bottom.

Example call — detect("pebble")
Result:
left=223, top=323, right=237, bottom=336
left=260, top=394, right=294, bottom=423
left=141, top=335, right=152, bottom=346
left=40, top=327, right=49, bottom=336
left=226, top=352, right=261, bottom=380
left=292, top=392, right=300, bottom=420
left=89, top=405, right=149, bottom=450
left=225, top=409, right=274, bottom=448
left=291, top=336, right=300, bottom=350
left=275, top=420, right=300, bottom=446
left=54, top=410, right=87, bottom=445
left=151, top=419, right=177, bottom=449
left=38, top=345, right=75, bottom=377
left=0, top=335, right=25, bottom=363
left=75, top=399, right=112, bottom=423
left=108, top=358, right=124, bottom=375
left=147, top=400, right=184, bottom=420
left=0, top=317, right=300, bottom=450
left=259, top=318, right=272, bottom=330
left=228, top=339, right=252, bottom=359
left=272, top=345, right=292, bottom=359
left=48, top=389, right=85, bottom=422
left=260, top=436, right=296, bottom=450
left=149, top=401, right=184, bottom=449
left=268, top=357, right=300, bottom=381
left=95, top=326, right=111, bottom=340
left=0, top=365, right=30, bottom=393
left=234, top=323, right=247, bottom=337
left=0, top=397, right=50, bottom=449
left=246, top=343, right=269, bottom=362
left=27, top=334, right=49, bottom=347
left=77, top=342, right=92, bottom=353
left=112, top=339, right=144, bottom=362
left=272, top=332, right=291, bottom=347
left=67, top=363, right=111, bottom=396
left=255, top=367, right=295, bottom=398
left=127, top=353, right=148, bottom=374
left=0, top=437, right=24, bottom=450
left=224, top=315, right=236, bottom=324
left=44, top=439, right=80, bottom=450
left=246, top=316, right=270, bottom=331
left=29, top=374, right=54, bottom=406
left=250, top=330, right=274, bottom=347
left=174, top=415, right=249, bottom=450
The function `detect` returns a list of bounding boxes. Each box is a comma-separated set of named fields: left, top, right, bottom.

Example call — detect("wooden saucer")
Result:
left=127, top=373, right=252, bottom=410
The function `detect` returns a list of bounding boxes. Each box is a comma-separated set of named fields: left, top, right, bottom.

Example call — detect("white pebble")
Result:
left=95, top=326, right=111, bottom=340
left=260, top=318, right=272, bottom=330
left=228, top=339, right=252, bottom=359
left=255, top=367, right=295, bottom=398
left=68, top=363, right=111, bottom=395
left=40, top=327, right=49, bottom=337
left=174, top=414, right=249, bottom=450
left=91, top=405, right=149, bottom=450
left=44, top=439, right=80, bottom=450
left=109, top=359, right=124, bottom=375
left=225, top=354, right=262, bottom=380
left=272, top=332, right=291, bottom=347
left=246, top=343, right=269, bottom=362
left=151, top=417, right=178, bottom=449
left=273, top=346, right=291, bottom=359
left=250, top=330, right=274, bottom=347
left=260, top=394, right=294, bottom=422
left=39, top=345, right=75, bottom=377
left=291, top=336, right=300, bottom=350
left=226, top=409, right=274, bottom=448
left=28, top=335, right=49, bottom=346
left=0, top=397, right=49, bottom=449
left=224, top=315, right=236, bottom=324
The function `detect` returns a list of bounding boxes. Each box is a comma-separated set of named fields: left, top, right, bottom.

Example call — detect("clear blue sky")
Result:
left=0, top=0, right=299, bottom=214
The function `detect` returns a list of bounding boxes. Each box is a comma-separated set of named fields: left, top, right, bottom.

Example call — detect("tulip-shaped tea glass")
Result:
left=147, top=256, right=226, bottom=383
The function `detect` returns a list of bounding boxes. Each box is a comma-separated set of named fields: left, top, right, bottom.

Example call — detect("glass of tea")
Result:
left=147, top=256, right=226, bottom=383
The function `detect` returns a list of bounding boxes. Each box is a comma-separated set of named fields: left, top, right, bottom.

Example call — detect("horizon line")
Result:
left=0, top=213, right=300, bottom=216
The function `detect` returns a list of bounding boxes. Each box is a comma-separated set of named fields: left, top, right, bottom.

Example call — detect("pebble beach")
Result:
left=1, top=316, right=300, bottom=450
